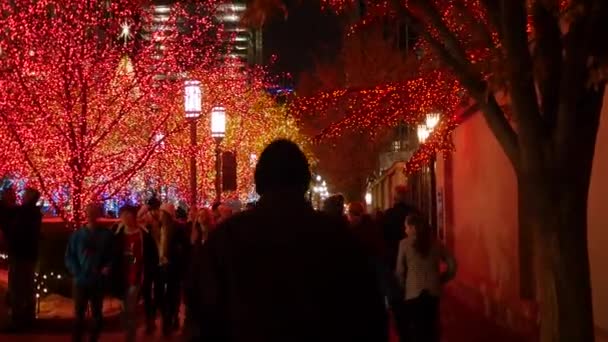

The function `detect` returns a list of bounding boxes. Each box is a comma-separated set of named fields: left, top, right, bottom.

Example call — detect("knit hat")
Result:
left=254, top=139, right=311, bottom=195
left=160, top=203, right=176, bottom=219
left=147, top=196, right=161, bottom=210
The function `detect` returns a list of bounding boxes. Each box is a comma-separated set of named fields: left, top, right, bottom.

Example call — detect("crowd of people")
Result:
left=0, top=139, right=457, bottom=342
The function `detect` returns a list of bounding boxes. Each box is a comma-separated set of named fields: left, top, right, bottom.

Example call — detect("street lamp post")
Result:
left=154, top=131, right=165, bottom=199
left=184, top=80, right=202, bottom=208
left=211, top=106, right=226, bottom=203
left=417, top=114, right=441, bottom=232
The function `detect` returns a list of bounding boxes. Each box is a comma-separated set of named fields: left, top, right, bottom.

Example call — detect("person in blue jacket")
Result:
left=65, top=203, right=113, bottom=342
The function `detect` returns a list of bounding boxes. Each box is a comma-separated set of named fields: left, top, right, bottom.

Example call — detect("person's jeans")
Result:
left=404, top=291, right=440, bottom=342
left=160, top=267, right=181, bottom=333
left=123, top=285, right=139, bottom=342
left=381, top=263, right=409, bottom=342
left=143, top=266, right=180, bottom=333
left=8, top=258, right=36, bottom=328
left=73, top=282, right=104, bottom=342
left=143, top=267, right=164, bottom=327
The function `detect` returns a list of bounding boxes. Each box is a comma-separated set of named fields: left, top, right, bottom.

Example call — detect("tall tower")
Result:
left=215, top=1, right=263, bottom=67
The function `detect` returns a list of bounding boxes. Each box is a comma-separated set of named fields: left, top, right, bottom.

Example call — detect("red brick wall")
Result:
left=443, top=90, right=608, bottom=340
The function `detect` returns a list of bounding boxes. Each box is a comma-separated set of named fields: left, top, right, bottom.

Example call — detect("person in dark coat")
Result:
left=381, top=185, right=418, bottom=342
left=65, top=203, right=113, bottom=342
left=2, top=187, right=41, bottom=331
left=184, top=139, right=387, bottom=342
left=382, top=185, right=417, bottom=271
left=182, top=207, right=215, bottom=340
left=348, top=202, right=384, bottom=260
left=111, top=205, right=158, bottom=342
left=0, top=186, right=17, bottom=317
left=322, top=194, right=347, bottom=221
left=143, top=203, right=188, bottom=336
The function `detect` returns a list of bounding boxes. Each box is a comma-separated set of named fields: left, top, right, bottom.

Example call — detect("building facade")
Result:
left=215, top=1, right=263, bottom=67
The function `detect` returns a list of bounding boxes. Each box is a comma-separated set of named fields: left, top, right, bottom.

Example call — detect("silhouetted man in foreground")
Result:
left=185, top=139, right=387, bottom=342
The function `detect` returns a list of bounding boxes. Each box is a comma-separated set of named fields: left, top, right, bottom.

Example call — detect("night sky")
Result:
left=262, top=1, right=342, bottom=85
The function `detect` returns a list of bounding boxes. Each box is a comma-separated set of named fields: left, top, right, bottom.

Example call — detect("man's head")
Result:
left=23, top=187, right=41, bottom=206
left=1, top=186, right=17, bottom=206
left=323, top=194, right=345, bottom=218
left=147, top=196, right=161, bottom=217
left=394, top=185, right=408, bottom=204
left=119, top=205, right=138, bottom=227
left=348, top=201, right=365, bottom=225
left=217, top=204, right=233, bottom=224
left=254, top=139, right=311, bottom=196
left=85, top=203, right=103, bottom=226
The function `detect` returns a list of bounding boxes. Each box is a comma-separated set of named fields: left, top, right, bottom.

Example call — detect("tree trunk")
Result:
left=519, top=173, right=595, bottom=342
left=71, top=174, right=85, bottom=230
left=517, top=177, right=536, bottom=300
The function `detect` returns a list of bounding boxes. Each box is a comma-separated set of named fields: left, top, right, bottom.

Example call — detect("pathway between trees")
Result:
left=0, top=282, right=533, bottom=341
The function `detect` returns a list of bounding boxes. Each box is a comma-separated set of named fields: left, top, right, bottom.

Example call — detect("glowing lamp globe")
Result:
left=211, top=106, right=226, bottom=138
left=417, top=125, right=430, bottom=144
left=365, top=192, right=372, bottom=206
left=184, top=80, right=202, bottom=119
left=425, top=113, right=441, bottom=131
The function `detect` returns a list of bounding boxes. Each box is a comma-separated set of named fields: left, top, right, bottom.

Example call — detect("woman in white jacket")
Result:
left=395, top=213, right=457, bottom=342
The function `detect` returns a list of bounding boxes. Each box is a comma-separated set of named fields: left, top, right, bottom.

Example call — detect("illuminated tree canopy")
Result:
left=139, top=64, right=312, bottom=205
left=0, top=0, right=220, bottom=222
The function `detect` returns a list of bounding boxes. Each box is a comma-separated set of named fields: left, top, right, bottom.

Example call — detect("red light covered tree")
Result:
left=139, top=64, right=312, bottom=204
left=292, top=23, right=462, bottom=200
left=248, top=0, right=608, bottom=340
left=0, top=0, right=220, bottom=224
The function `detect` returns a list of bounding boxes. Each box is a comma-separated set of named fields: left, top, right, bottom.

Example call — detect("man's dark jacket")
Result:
left=3, top=204, right=41, bottom=261
left=381, top=202, right=416, bottom=271
left=185, top=192, right=388, bottom=342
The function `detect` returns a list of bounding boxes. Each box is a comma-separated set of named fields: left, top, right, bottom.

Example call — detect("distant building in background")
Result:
left=147, top=0, right=263, bottom=69
left=351, top=0, right=417, bottom=52
left=215, top=1, right=263, bottom=67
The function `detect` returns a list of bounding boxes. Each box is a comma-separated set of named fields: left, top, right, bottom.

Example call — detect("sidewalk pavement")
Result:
left=440, top=293, right=536, bottom=342
left=1, top=269, right=535, bottom=341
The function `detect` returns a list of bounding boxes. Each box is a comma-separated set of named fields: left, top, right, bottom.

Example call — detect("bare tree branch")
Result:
left=500, top=0, right=546, bottom=154
left=479, top=0, right=504, bottom=40
left=532, top=1, right=562, bottom=130
left=554, top=0, right=608, bottom=159
left=391, top=0, right=520, bottom=166
left=0, top=109, right=68, bottom=221
left=453, top=1, right=498, bottom=53
left=410, top=0, right=470, bottom=67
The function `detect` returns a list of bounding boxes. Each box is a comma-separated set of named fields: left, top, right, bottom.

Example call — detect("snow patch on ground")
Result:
left=38, top=294, right=122, bottom=319
left=0, top=270, right=122, bottom=321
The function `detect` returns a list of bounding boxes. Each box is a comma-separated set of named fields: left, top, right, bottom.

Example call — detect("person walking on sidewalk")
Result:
left=186, top=139, right=387, bottom=342
left=395, top=214, right=457, bottom=342
left=381, top=185, right=418, bottom=340
left=65, top=203, right=113, bottom=342
left=1, top=187, right=41, bottom=332
left=144, top=203, right=188, bottom=336
left=111, top=205, right=156, bottom=342
left=182, top=207, right=214, bottom=340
